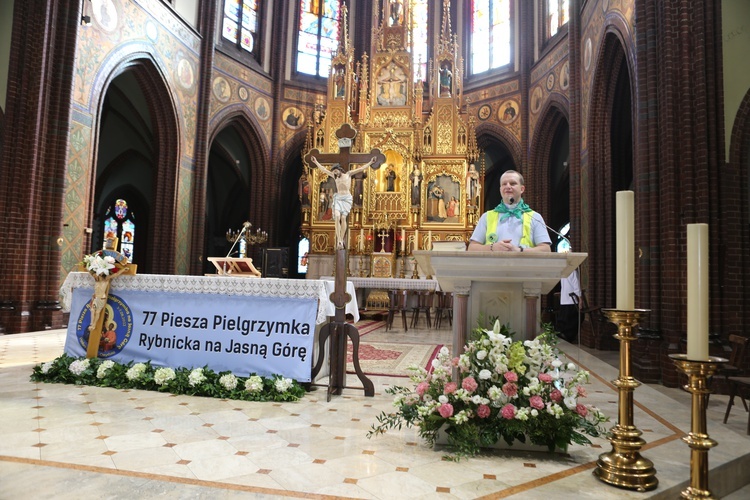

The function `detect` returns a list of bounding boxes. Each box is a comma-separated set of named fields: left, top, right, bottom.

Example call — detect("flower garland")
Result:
left=32, top=354, right=305, bottom=402
left=368, top=322, right=608, bottom=460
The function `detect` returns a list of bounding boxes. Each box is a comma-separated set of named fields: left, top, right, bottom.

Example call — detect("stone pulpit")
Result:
left=413, top=250, right=587, bottom=356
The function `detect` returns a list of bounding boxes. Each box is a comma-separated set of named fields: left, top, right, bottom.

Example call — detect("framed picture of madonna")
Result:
left=425, top=174, right=461, bottom=225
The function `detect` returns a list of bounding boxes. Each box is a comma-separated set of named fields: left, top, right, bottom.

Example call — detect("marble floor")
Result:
left=1, top=322, right=749, bottom=499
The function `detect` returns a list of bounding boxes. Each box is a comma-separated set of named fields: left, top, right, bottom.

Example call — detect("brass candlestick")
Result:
left=670, top=354, right=727, bottom=500
left=399, top=253, right=406, bottom=278
left=593, top=308, right=658, bottom=492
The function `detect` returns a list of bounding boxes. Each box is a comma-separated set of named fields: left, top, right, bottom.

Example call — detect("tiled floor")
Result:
left=1, top=323, right=749, bottom=499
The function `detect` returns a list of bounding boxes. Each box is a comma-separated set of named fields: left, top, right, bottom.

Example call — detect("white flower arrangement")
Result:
left=32, top=355, right=306, bottom=403
left=219, top=373, right=238, bottom=391
left=96, top=360, right=115, bottom=379
left=245, top=375, right=264, bottom=393
left=126, top=362, right=148, bottom=381
left=82, top=252, right=117, bottom=277
left=154, top=367, right=176, bottom=386
left=188, top=367, right=206, bottom=387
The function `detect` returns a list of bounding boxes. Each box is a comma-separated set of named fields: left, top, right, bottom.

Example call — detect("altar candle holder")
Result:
left=669, top=354, right=727, bottom=500
left=593, top=308, right=658, bottom=492
left=399, top=253, right=406, bottom=279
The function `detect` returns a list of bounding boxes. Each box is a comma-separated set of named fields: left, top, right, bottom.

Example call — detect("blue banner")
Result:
left=64, top=288, right=317, bottom=381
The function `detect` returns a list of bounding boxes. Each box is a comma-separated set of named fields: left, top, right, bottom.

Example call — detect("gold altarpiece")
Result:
left=301, top=1, right=481, bottom=278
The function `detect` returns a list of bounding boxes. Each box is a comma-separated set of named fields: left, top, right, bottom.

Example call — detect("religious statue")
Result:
left=310, top=156, right=379, bottom=249
left=466, top=163, right=480, bottom=207
left=439, top=63, right=452, bottom=97
left=298, top=173, right=310, bottom=206
left=334, top=67, right=346, bottom=98
left=389, top=0, right=404, bottom=26
left=385, top=165, right=397, bottom=191
left=409, top=165, right=422, bottom=206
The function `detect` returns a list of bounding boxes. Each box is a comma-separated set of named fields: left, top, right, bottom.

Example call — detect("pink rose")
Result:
left=550, top=389, right=563, bottom=403
left=438, top=403, right=454, bottom=418
left=576, top=385, right=587, bottom=397
left=452, top=357, right=460, bottom=367
left=576, top=403, right=588, bottom=417
left=501, top=404, right=516, bottom=419
left=416, top=381, right=429, bottom=397
left=502, top=382, right=518, bottom=397
left=462, top=377, right=478, bottom=393
left=529, top=395, right=544, bottom=410
left=444, top=382, right=457, bottom=394
left=538, top=373, right=553, bottom=384
left=477, top=404, right=491, bottom=418
left=504, top=371, right=518, bottom=382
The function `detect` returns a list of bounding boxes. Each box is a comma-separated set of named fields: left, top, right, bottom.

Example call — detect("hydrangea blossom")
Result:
left=68, top=358, right=90, bottom=376
left=219, top=373, right=238, bottom=390
left=154, top=367, right=176, bottom=385
left=126, top=363, right=147, bottom=381
left=96, top=360, right=115, bottom=379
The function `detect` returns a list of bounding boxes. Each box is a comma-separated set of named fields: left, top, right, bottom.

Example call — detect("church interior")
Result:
left=1, top=0, right=750, bottom=497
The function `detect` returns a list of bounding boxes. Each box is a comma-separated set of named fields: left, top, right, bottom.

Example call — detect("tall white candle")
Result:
left=687, top=224, right=709, bottom=361
left=428, top=230, right=432, bottom=250
left=616, top=191, right=635, bottom=310
left=359, top=228, right=364, bottom=251
left=414, top=229, right=419, bottom=250
left=401, top=228, right=405, bottom=251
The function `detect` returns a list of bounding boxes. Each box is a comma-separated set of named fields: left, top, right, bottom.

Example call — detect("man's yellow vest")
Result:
left=486, top=211, right=535, bottom=248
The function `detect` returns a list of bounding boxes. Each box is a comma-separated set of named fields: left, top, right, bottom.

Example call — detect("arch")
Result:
left=727, top=88, right=750, bottom=328
left=89, top=54, right=180, bottom=274
left=586, top=28, right=635, bottom=311
left=529, top=94, right=571, bottom=231
left=475, top=122, right=522, bottom=212
left=278, top=130, right=316, bottom=278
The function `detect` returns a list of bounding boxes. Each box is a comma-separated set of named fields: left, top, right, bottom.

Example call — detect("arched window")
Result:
left=296, top=0, right=342, bottom=77
left=470, top=0, right=512, bottom=75
left=102, top=199, right=137, bottom=261
left=221, top=0, right=261, bottom=58
left=410, top=0, right=429, bottom=81
left=546, top=0, right=569, bottom=39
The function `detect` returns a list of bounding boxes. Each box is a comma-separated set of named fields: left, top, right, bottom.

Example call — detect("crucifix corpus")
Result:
left=306, top=124, right=386, bottom=399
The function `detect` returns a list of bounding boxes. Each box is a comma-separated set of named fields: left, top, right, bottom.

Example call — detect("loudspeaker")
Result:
left=262, top=247, right=289, bottom=278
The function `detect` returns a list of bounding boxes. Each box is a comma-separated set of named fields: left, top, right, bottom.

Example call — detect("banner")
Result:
left=64, top=288, right=317, bottom=381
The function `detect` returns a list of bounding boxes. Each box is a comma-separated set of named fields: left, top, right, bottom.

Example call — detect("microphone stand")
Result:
left=226, top=222, right=251, bottom=259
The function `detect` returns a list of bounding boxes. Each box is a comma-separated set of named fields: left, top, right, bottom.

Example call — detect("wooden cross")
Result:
left=306, top=124, right=385, bottom=399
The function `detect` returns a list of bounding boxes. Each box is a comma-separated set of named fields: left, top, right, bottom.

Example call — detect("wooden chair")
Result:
left=385, top=289, right=409, bottom=332
left=410, top=290, right=434, bottom=329
left=721, top=335, right=749, bottom=433
left=580, top=289, right=603, bottom=337
left=434, top=291, right=453, bottom=329
left=723, top=377, right=750, bottom=435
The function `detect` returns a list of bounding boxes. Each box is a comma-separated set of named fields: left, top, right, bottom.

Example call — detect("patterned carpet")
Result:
left=346, top=340, right=442, bottom=377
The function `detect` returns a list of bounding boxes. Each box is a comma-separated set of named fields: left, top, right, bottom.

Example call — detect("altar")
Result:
left=60, top=273, right=357, bottom=382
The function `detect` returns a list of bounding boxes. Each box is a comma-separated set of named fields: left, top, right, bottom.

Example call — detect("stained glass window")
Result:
left=222, top=0, right=260, bottom=56
left=297, top=0, right=341, bottom=77
left=409, top=0, right=428, bottom=81
left=471, top=0, right=511, bottom=74
left=102, top=199, right=136, bottom=260
left=547, top=0, right=569, bottom=38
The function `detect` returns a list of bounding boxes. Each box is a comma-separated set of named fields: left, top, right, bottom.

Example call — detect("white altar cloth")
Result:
left=322, top=276, right=439, bottom=291
left=60, top=273, right=357, bottom=325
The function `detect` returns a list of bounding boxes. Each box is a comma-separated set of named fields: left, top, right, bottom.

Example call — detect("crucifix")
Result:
left=378, top=229, right=389, bottom=252
left=306, top=124, right=386, bottom=399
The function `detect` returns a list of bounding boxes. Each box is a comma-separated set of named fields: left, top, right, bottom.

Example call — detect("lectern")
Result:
left=413, top=250, right=587, bottom=357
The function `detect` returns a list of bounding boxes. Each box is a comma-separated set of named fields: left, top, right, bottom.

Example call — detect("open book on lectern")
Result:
left=207, top=257, right=262, bottom=277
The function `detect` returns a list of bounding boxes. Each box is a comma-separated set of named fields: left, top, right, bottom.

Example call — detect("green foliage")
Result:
left=31, top=355, right=306, bottom=402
